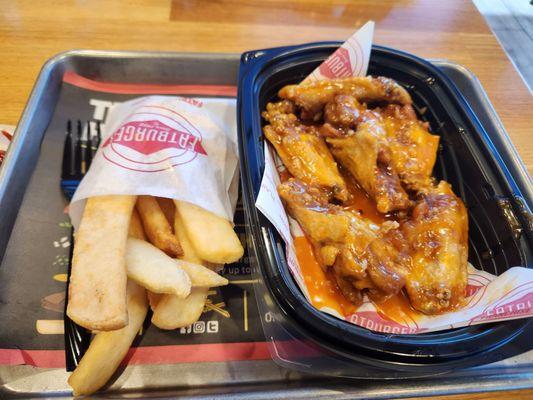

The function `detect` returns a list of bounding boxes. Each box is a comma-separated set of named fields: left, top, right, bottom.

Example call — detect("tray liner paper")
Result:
left=256, top=21, right=533, bottom=334
left=0, top=75, right=268, bottom=368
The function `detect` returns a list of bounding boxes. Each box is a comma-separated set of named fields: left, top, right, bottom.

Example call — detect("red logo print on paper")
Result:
left=101, top=112, right=207, bottom=173
left=472, top=292, right=533, bottom=323
left=319, top=47, right=353, bottom=79
left=347, top=311, right=420, bottom=334
left=103, top=120, right=207, bottom=156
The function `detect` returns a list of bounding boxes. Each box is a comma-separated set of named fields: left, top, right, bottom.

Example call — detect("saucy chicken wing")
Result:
left=279, top=76, right=412, bottom=120
left=326, top=109, right=412, bottom=213
left=278, top=179, right=411, bottom=305
left=264, top=75, right=469, bottom=315
left=262, top=100, right=349, bottom=202
left=402, top=181, right=468, bottom=314
left=380, top=104, right=440, bottom=192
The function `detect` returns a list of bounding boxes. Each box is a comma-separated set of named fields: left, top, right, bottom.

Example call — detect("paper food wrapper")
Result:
left=0, top=124, right=14, bottom=165
left=70, top=96, right=239, bottom=227
left=256, top=21, right=533, bottom=333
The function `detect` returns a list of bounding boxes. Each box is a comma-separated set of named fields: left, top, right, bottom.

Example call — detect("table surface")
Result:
left=0, top=0, right=531, bottom=399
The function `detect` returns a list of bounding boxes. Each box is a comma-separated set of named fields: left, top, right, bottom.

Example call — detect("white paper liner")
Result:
left=70, top=96, right=239, bottom=227
left=255, top=21, right=533, bottom=333
left=0, top=125, right=14, bottom=161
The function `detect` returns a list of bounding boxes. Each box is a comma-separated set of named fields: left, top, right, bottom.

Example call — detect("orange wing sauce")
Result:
left=374, top=292, right=422, bottom=325
left=340, top=170, right=388, bottom=225
left=278, top=169, right=292, bottom=182
left=292, top=170, right=423, bottom=324
left=295, top=233, right=423, bottom=323
left=294, top=235, right=358, bottom=317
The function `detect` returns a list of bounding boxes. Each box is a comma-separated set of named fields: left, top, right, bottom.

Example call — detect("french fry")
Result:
left=151, top=208, right=228, bottom=329
left=205, top=262, right=224, bottom=272
left=128, top=208, right=146, bottom=240
left=177, top=260, right=228, bottom=288
left=67, top=195, right=136, bottom=331
left=136, top=196, right=183, bottom=257
left=174, top=209, right=204, bottom=265
left=126, top=238, right=191, bottom=297
left=147, top=291, right=163, bottom=311
left=68, top=280, right=148, bottom=396
left=156, top=197, right=176, bottom=226
left=174, top=200, right=244, bottom=264
left=151, top=287, right=208, bottom=330
left=150, top=210, right=210, bottom=329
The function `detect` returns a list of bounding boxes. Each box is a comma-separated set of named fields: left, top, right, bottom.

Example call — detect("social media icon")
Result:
left=180, top=325, right=192, bottom=334
left=193, top=321, right=205, bottom=334
left=207, top=320, right=219, bottom=333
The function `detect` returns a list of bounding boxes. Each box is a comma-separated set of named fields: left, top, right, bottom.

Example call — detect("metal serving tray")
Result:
left=0, top=50, right=531, bottom=399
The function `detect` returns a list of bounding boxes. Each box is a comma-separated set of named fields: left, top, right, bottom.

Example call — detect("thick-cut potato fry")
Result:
left=174, top=200, right=244, bottom=264
left=151, top=213, right=210, bottom=329
left=205, top=262, right=224, bottom=272
left=126, top=238, right=191, bottom=297
left=147, top=291, right=163, bottom=311
left=68, top=281, right=148, bottom=396
left=128, top=208, right=146, bottom=240
left=174, top=209, right=204, bottom=264
left=136, top=196, right=183, bottom=257
left=151, top=288, right=208, bottom=330
left=177, top=260, right=228, bottom=288
left=67, top=195, right=136, bottom=331
left=156, top=197, right=176, bottom=226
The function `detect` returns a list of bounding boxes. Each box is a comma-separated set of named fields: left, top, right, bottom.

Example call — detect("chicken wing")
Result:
left=321, top=94, right=365, bottom=137
left=263, top=100, right=349, bottom=202
left=402, top=181, right=468, bottom=314
left=326, top=110, right=411, bottom=213
left=266, top=75, right=469, bottom=315
left=278, top=178, right=410, bottom=304
left=380, top=104, right=440, bottom=192
left=279, top=76, right=412, bottom=120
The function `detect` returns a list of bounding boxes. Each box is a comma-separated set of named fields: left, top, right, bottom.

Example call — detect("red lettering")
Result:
left=188, top=135, right=199, bottom=151
left=114, top=126, right=125, bottom=141
left=133, top=126, right=147, bottom=142
left=168, top=131, right=178, bottom=144
left=123, top=125, right=135, bottom=141
left=157, top=131, right=169, bottom=142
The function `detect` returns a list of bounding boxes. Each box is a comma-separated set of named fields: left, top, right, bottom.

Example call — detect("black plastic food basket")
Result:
left=237, top=43, right=533, bottom=377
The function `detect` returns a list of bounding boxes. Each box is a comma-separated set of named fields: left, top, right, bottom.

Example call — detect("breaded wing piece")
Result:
left=402, top=181, right=468, bottom=314
left=263, top=100, right=349, bottom=202
left=279, top=76, right=412, bottom=120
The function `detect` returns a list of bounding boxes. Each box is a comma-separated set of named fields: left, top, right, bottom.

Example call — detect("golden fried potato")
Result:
left=67, top=195, right=136, bottom=331
left=126, top=238, right=191, bottom=297
left=136, top=196, right=183, bottom=257
left=174, top=200, right=243, bottom=264
left=156, top=197, right=176, bottom=226
left=68, top=280, right=148, bottom=396
left=128, top=208, right=146, bottom=240
left=177, top=260, right=228, bottom=288
left=151, top=288, right=208, bottom=330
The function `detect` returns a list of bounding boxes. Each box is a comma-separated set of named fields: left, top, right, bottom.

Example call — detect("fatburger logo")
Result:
left=319, top=47, right=353, bottom=79
left=101, top=117, right=207, bottom=172
left=318, top=37, right=365, bottom=79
